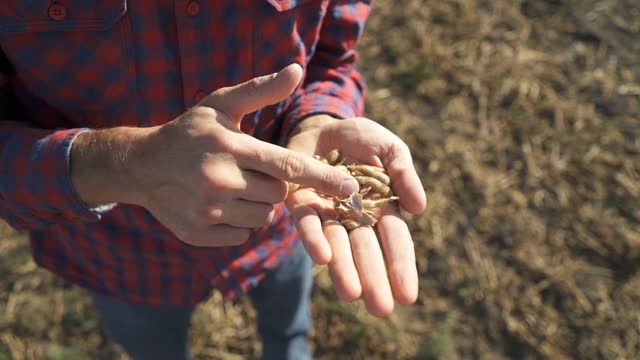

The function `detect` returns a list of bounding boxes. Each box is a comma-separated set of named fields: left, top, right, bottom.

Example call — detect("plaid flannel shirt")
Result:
left=0, top=0, right=369, bottom=306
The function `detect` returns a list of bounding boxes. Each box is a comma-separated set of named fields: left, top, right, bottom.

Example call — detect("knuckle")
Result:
left=320, top=166, right=340, bottom=187
left=189, top=106, right=217, bottom=119
left=387, top=141, right=401, bottom=157
left=220, top=134, right=255, bottom=160
left=248, top=77, right=262, bottom=91
left=279, top=152, right=306, bottom=179
left=383, top=140, right=410, bottom=164
left=349, top=117, right=365, bottom=133
left=246, top=74, right=270, bottom=94
left=205, top=168, right=241, bottom=194
left=210, top=86, right=229, bottom=98
left=235, top=177, right=250, bottom=193
left=206, top=206, right=224, bottom=224
left=338, top=285, right=362, bottom=303
left=207, top=176, right=230, bottom=193
left=216, top=135, right=237, bottom=153
left=240, top=139, right=264, bottom=163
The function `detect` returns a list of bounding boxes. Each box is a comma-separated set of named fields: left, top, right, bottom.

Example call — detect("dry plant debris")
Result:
left=0, top=0, right=638, bottom=359
left=293, top=148, right=399, bottom=230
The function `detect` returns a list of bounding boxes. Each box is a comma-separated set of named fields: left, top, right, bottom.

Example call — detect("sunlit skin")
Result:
left=286, top=114, right=427, bottom=317
left=70, top=64, right=426, bottom=317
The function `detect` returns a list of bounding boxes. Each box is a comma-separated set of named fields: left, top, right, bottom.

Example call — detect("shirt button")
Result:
left=186, top=1, right=201, bottom=17
left=48, top=3, right=67, bottom=21
left=194, top=90, right=207, bottom=104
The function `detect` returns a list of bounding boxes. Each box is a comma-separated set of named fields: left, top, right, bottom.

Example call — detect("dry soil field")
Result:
left=0, top=0, right=638, bottom=359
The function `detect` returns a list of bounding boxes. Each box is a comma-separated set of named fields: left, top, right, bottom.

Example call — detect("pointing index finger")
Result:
left=238, top=138, right=359, bottom=198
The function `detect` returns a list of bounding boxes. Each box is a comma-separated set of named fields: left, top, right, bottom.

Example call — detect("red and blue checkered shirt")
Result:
left=0, top=0, right=370, bottom=306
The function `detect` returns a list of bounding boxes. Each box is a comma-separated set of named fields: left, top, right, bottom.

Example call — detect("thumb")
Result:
left=199, top=63, right=303, bottom=125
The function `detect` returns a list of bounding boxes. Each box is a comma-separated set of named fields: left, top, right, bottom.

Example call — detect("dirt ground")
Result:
left=0, top=0, right=639, bottom=359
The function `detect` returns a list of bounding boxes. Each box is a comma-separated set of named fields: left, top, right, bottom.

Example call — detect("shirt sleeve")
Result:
left=279, top=0, right=372, bottom=141
left=0, top=70, right=104, bottom=231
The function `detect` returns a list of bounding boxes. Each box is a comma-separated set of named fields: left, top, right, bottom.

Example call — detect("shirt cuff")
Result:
left=3, top=128, right=114, bottom=225
left=281, top=93, right=358, bottom=144
left=63, top=129, right=118, bottom=217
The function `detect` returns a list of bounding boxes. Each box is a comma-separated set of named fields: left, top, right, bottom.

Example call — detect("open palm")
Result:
left=286, top=116, right=426, bottom=316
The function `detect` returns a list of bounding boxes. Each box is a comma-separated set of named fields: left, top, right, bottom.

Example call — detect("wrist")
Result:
left=289, top=114, right=340, bottom=138
left=70, top=126, right=156, bottom=207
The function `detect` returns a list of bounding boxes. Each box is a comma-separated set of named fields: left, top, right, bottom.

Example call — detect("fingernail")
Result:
left=340, top=178, right=359, bottom=197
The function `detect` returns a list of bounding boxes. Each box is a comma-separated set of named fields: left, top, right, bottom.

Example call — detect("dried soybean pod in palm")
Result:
left=324, top=148, right=342, bottom=165
left=288, top=182, right=301, bottom=193
left=335, top=164, right=350, bottom=174
left=314, top=154, right=329, bottom=164
left=349, top=164, right=391, bottom=185
left=354, top=176, right=393, bottom=197
left=362, top=196, right=400, bottom=209
left=370, top=170, right=391, bottom=187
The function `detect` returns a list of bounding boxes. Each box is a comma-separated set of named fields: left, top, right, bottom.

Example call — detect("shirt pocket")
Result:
left=0, top=1, right=134, bottom=118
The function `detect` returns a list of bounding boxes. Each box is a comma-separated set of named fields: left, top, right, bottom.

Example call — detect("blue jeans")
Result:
left=89, top=242, right=313, bottom=360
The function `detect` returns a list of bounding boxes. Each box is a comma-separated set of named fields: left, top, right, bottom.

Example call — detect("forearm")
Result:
left=279, top=0, right=370, bottom=143
left=69, top=126, right=155, bottom=208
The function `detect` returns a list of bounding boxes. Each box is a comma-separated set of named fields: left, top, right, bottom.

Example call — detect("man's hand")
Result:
left=70, top=64, right=359, bottom=247
left=286, top=114, right=427, bottom=316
